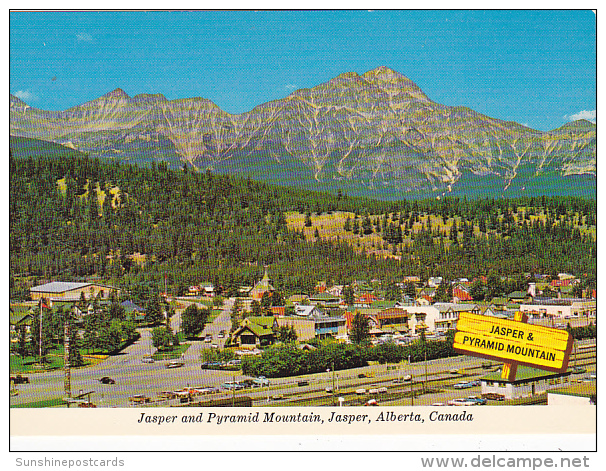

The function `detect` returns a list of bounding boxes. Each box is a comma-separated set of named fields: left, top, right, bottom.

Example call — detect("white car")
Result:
left=141, top=356, right=154, bottom=363
left=447, top=398, right=477, bottom=406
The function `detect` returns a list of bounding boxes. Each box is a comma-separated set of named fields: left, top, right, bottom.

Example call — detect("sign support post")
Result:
left=500, top=311, right=528, bottom=382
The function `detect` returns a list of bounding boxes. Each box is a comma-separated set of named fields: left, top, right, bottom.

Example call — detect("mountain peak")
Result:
left=362, top=67, right=430, bottom=102
left=102, top=88, right=130, bottom=99
left=133, top=93, right=168, bottom=103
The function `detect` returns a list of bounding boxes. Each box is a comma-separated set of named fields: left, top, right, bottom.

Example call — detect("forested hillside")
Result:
left=9, top=137, right=596, bottom=299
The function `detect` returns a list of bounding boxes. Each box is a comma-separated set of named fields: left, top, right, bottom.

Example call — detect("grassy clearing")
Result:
left=11, top=397, right=66, bottom=408
left=10, top=353, right=64, bottom=373
left=152, top=343, right=190, bottom=361
left=286, top=208, right=595, bottom=259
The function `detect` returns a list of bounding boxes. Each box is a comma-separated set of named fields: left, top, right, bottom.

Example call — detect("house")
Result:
left=550, top=278, right=578, bottom=288
left=519, top=299, right=596, bottom=319
left=187, top=286, right=201, bottom=296
left=432, top=303, right=480, bottom=332
left=121, top=300, right=146, bottom=321
left=294, top=304, right=324, bottom=318
left=507, top=291, right=529, bottom=303
left=249, top=267, right=275, bottom=300
left=327, top=285, right=344, bottom=297
left=452, top=284, right=473, bottom=302
left=415, top=297, right=431, bottom=306
left=401, top=276, right=421, bottom=284
left=480, top=366, right=572, bottom=400
left=277, top=311, right=347, bottom=341
left=30, top=281, right=119, bottom=302
left=353, top=293, right=379, bottom=308
left=9, top=304, right=35, bottom=341
left=477, top=304, right=499, bottom=318
left=231, top=316, right=278, bottom=348
left=417, top=287, right=436, bottom=303
left=269, top=306, right=285, bottom=317
left=366, top=308, right=410, bottom=335
left=199, top=282, right=215, bottom=297
left=308, top=292, right=341, bottom=307
left=427, top=277, right=443, bottom=288
left=287, top=294, right=309, bottom=305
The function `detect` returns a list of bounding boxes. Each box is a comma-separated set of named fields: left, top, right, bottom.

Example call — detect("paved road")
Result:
left=10, top=304, right=595, bottom=408
left=10, top=298, right=236, bottom=408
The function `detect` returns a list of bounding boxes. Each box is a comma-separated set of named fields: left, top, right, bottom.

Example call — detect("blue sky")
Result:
left=10, top=10, right=596, bottom=131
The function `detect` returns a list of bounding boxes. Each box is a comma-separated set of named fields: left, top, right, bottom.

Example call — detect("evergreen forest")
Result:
left=9, top=137, right=597, bottom=301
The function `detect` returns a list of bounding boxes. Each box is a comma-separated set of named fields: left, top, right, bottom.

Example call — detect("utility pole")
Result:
left=424, top=344, right=428, bottom=394
left=410, top=375, right=414, bottom=406
left=64, top=315, right=71, bottom=407
left=39, top=298, right=43, bottom=363
left=332, top=361, right=336, bottom=405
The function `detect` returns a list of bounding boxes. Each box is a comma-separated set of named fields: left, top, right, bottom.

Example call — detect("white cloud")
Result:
left=285, top=84, right=298, bottom=92
left=564, top=110, right=596, bottom=123
left=14, top=90, right=37, bottom=102
left=76, top=32, right=93, bottom=42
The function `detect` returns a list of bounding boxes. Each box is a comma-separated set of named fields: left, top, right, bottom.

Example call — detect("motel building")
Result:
left=480, top=366, right=572, bottom=400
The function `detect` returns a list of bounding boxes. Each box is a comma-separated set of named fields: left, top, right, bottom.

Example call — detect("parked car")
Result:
left=378, top=387, right=388, bottom=394
left=365, top=399, right=379, bottom=406
left=10, top=375, right=30, bottom=384
left=239, top=379, right=255, bottom=388
left=570, top=367, right=586, bottom=374
left=158, top=391, right=177, bottom=399
left=431, top=402, right=446, bottom=406
left=453, top=382, right=473, bottom=389
left=447, top=398, right=477, bottom=406
left=141, top=356, right=155, bottom=364
left=99, top=376, right=116, bottom=384
left=482, top=392, right=505, bottom=401
left=355, top=388, right=367, bottom=395
left=166, top=360, right=185, bottom=369
left=128, top=394, right=151, bottom=404
left=297, top=380, right=309, bottom=387
left=253, top=376, right=270, bottom=387
left=220, top=381, right=244, bottom=390
left=466, top=396, right=487, bottom=405
left=78, top=402, right=97, bottom=408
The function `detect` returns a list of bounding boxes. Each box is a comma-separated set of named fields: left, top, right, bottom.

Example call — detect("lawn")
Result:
left=152, top=343, right=190, bottom=361
left=10, top=352, right=64, bottom=373
left=11, top=397, right=66, bottom=408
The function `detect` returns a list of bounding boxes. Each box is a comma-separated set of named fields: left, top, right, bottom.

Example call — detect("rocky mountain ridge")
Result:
left=9, top=66, right=596, bottom=198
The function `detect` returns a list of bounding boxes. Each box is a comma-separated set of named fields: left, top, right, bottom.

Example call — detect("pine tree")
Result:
left=350, top=312, right=370, bottom=344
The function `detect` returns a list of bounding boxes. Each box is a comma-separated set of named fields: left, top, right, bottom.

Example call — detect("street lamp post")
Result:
left=410, top=375, right=414, bottom=406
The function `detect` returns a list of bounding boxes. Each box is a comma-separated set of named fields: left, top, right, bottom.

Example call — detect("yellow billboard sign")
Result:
left=453, top=312, right=573, bottom=373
